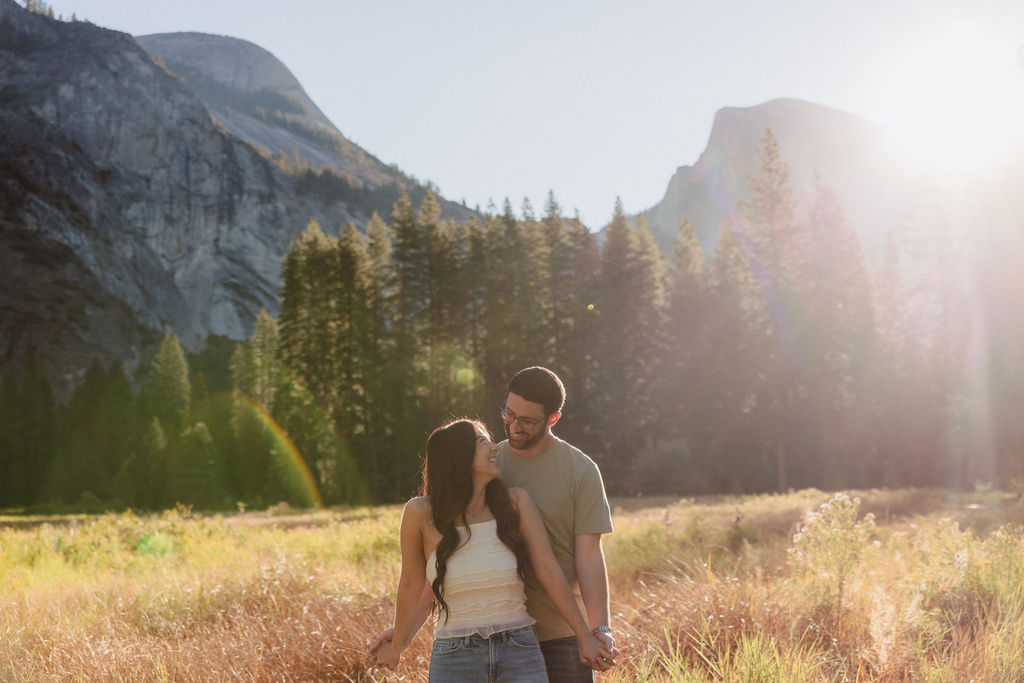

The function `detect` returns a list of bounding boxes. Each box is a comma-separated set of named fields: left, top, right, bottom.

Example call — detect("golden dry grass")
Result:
left=2, top=488, right=1023, bottom=681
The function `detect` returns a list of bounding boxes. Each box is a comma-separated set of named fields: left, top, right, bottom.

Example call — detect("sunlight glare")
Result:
left=878, top=21, right=1024, bottom=174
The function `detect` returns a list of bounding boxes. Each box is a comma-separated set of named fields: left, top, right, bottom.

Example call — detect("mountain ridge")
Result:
left=8, top=1, right=1015, bottom=400
left=641, top=98, right=907, bottom=261
left=0, top=1, right=468, bottom=394
left=135, top=30, right=477, bottom=218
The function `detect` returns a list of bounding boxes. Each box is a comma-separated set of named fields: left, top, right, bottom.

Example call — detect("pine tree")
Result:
left=147, top=335, right=192, bottom=437
left=134, top=416, right=168, bottom=508
left=738, top=130, right=804, bottom=491
left=278, top=219, right=338, bottom=414
left=334, top=222, right=372, bottom=404
left=168, top=421, right=224, bottom=509
left=278, top=230, right=310, bottom=381
left=328, top=222, right=377, bottom=502
left=658, top=218, right=711, bottom=447
left=592, top=200, right=667, bottom=488
left=479, top=201, right=547, bottom=420
left=98, top=361, right=138, bottom=502
left=540, top=191, right=572, bottom=367
left=702, top=217, right=773, bottom=491
left=276, top=216, right=376, bottom=505
left=135, top=335, right=193, bottom=507
left=363, top=211, right=396, bottom=500
left=51, top=360, right=139, bottom=505
left=800, top=179, right=880, bottom=488
left=594, top=200, right=633, bottom=414
left=629, top=213, right=668, bottom=413
left=270, top=372, right=341, bottom=507
left=0, top=361, right=56, bottom=507
left=416, top=192, right=468, bottom=428
left=230, top=310, right=284, bottom=506
left=461, top=216, right=487, bottom=362
left=391, top=189, right=426, bottom=341
left=384, top=189, right=432, bottom=497
left=552, top=212, right=602, bottom=455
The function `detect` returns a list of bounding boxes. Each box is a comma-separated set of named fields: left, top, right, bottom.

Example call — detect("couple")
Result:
left=370, top=366, right=619, bottom=681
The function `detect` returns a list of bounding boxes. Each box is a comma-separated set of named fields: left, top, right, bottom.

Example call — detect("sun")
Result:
left=877, top=20, right=1024, bottom=175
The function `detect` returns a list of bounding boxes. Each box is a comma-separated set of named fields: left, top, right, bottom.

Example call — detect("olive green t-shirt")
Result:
left=497, top=435, right=613, bottom=641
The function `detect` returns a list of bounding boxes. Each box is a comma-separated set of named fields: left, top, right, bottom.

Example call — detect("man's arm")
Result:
left=575, top=533, right=616, bottom=656
left=514, top=488, right=606, bottom=669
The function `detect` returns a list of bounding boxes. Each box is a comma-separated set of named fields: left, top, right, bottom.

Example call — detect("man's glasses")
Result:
left=500, top=407, right=546, bottom=429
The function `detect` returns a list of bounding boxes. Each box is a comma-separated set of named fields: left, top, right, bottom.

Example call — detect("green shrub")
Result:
left=135, top=531, right=175, bottom=557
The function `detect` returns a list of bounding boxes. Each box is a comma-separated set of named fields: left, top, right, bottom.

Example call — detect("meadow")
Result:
left=2, top=488, right=1023, bottom=682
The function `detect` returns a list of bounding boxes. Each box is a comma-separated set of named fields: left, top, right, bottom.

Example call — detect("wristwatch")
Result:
left=592, top=625, right=613, bottom=636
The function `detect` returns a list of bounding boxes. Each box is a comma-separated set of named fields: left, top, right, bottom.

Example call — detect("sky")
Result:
left=44, top=0, right=1024, bottom=228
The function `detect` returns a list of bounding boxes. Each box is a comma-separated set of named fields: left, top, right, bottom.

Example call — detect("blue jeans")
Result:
left=539, top=636, right=593, bottom=683
left=428, top=625, right=548, bottom=682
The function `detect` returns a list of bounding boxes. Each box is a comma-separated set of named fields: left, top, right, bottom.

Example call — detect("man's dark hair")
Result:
left=507, top=366, right=566, bottom=416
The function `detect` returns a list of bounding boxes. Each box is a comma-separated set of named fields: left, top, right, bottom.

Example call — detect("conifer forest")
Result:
left=2, top=132, right=1022, bottom=511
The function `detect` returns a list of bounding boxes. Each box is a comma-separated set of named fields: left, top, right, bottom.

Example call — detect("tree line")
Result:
left=2, top=130, right=1021, bottom=511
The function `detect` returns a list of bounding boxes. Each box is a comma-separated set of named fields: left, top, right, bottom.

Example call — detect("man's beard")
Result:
left=505, top=421, right=546, bottom=451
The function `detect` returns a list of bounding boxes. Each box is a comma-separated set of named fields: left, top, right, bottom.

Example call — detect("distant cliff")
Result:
left=135, top=31, right=471, bottom=206
left=641, top=99, right=909, bottom=260
left=0, top=1, right=468, bottom=393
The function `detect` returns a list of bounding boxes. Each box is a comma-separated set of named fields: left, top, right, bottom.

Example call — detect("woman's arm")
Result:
left=374, top=498, right=431, bottom=669
left=368, top=581, right=434, bottom=657
left=511, top=488, right=611, bottom=671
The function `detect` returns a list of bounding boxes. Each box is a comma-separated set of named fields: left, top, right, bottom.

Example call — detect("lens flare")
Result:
left=233, top=395, right=324, bottom=509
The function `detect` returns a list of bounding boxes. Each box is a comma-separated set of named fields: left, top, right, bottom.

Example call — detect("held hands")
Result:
left=578, top=631, right=618, bottom=672
left=372, top=621, right=620, bottom=673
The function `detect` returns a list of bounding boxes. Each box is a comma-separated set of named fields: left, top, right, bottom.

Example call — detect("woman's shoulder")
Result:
left=404, top=495, right=432, bottom=519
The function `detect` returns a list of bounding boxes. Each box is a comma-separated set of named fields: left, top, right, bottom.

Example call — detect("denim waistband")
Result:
left=435, top=624, right=535, bottom=645
left=434, top=615, right=535, bottom=640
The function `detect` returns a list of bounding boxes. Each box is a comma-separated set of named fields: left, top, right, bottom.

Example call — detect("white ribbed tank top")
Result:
left=426, top=519, right=534, bottom=638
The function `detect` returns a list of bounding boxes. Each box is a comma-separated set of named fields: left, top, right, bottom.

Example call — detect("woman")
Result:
left=374, top=419, right=605, bottom=681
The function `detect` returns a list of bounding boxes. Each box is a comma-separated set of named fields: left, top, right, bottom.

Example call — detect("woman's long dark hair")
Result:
left=422, top=419, right=529, bottom=623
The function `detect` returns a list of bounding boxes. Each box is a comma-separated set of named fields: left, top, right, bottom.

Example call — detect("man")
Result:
left=370, top=366, right=617, bottom=680
left=497, top=366, right=617, bottom=681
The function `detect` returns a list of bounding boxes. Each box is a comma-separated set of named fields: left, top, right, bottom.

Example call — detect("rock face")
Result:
left=642, top=99, right=909, bottom=260
left=0, top=1, right=465, bottom=393
left=135, top=32, right=404, bottom=191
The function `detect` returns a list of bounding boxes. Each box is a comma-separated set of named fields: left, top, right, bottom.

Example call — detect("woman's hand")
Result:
left=372, top=641, right=404, bottom=670
left=367, top=626, right=394, bottom=661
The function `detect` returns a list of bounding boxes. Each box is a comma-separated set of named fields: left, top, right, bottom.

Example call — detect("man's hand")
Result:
left=368, top=626, right=395, bottom=662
